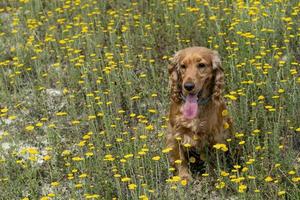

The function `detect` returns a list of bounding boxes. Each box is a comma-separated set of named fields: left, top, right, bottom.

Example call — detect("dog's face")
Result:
left=169, top=47, right=223, bottom=99
left=178, top=48, right=216, bottom=96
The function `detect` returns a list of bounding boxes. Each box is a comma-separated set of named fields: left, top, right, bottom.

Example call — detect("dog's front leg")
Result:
left=166, top=133, right=192, bottom=181
left=177, top=144, right=192, bottom=181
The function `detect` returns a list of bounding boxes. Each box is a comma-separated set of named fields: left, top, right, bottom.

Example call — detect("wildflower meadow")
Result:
left=0, top=0, right=300, bottom=199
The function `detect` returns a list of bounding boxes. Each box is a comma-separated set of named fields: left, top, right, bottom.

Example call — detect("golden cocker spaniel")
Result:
left=166, top=46, right=232, bottom=181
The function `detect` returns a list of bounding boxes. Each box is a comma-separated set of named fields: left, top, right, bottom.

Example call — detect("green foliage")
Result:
left=0, top=0, right=300, bottom=199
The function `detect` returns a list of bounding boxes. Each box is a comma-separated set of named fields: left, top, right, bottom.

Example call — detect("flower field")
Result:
left=0, top=0, right=300, bottom=199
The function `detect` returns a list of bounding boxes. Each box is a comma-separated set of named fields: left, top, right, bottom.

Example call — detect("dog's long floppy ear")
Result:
left=168, top=51, right=182, bottom=103
left=212, top=51, right=224, bottom=103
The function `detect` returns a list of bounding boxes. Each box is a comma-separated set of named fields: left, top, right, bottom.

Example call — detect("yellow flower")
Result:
left=85, top=152, right=94, bottom=157
left=175, top=160, right=182, bottom=164
left=128, top=184, right=137, bottom=190
left=152, top=156, right=160, bottom=161
left=35, top=122, right=43, bottom=127
left=242, top=167, right=249, bottom=172
left=274, top=163, right=281, bottom=168
left=55, top=112, right=67, bottom=116
left=222, top=109, right=228, bottom=116
left=121, top=177, right=131, bottom=182
left=27, top=148, right=38, bottom=155
left=225, top=94, right=237, bottom=100
left=251, top=102, right=257, bottom=106
left=139, top=195, right=148, bottom=200
left=221, top=171, right=229, bottom=177
left=72, top=157, right=84, bottom=161
left=47, top=193, right=55, bottom=197
left=139, top=135, right=147, bottom=140
left=238, top=184, right=247, bottom=193
left=215, top=181, right=225, bottom=189
left=1, top=107, right=8, bottom=113
left=162, top=148, right=172, bottom=153
left=130, top=113, right=136, bottom=117
left=292, top=177, right=300, bottom=182
left=209, top=15, right=217, bottom=20
left=169, top=167, right=175, bottom=172
left=25, top=125, right=35, bottom=131
left=265, top=176, right=273, bottom=182
left=175, top=136, right=182, bottom=141
left=85, top=194, right=100, bottom=199
left=233, top=165, right=241, bottom=169
left=131, top=96, right=140, bottom=100
left=246, top=158, right=255, bottom=165
left=79, top=173, right=87, bottom=178
left=183, top=143, right=191, bottom=148
left=62, top=150, right=71, bottom=156
left=48, top=124, right=56, bottom=128
left=145, top=125, right=154, bottom=130
left=258, top=95, right=265, bottom=100
left=171, top=176, right=181, bottom=182
left=253, top=129, right=261, bottom=134
left=43, top=155, right=51, bottom=161
left=88, top=115, right=96, bottom=120
left=239, top=141, right=245, bottom=145
left=9, top=115, right=17, bottom=120
left=288, top=170, right=296, bottom=175
left=148, top=109, right=156, bottom=113
left=181, top=179, right=188, bottom=186
left=83, top=133, right=92, bottom=140
left=278, top=191, right=286, bottom=196
left=51, top=182, right=60, bottom=187
left=114, top=174, right=121, bottom=178
left=124, top=154, right=134, bottom=159
left=213, top=143, right=228, bottom=152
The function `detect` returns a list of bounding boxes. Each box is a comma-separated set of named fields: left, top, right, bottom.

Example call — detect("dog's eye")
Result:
left=180, top=64, right=186, bottom=69
left=198, top=63, right=206, bottom=68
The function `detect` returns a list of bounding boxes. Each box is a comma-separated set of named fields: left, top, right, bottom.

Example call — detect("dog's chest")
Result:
left=174, top=111, right=223, bottom=147
left=175, top=114, right=208, bottom=133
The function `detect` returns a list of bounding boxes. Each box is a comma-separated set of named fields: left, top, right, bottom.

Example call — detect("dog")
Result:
left=166, top=46, right=232, bottom=181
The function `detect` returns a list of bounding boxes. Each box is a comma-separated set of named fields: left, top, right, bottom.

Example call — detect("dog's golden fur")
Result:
left=166, top=46, right=232, bottom=180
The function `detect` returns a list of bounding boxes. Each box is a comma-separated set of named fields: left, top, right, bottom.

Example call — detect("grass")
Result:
left=0, top=0, right=300, bottom=199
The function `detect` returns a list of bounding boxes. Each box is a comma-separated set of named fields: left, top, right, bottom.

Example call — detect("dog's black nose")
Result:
left=184, top=82, right=195, bottom=91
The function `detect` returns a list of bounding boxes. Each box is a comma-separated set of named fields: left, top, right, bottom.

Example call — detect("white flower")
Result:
left=1, top=142, right=11, bottom=150
left=45, top=89, right=62, bottom=97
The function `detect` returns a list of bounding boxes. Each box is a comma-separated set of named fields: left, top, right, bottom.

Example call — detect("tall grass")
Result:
left=0, top=0, right=299, bottom=199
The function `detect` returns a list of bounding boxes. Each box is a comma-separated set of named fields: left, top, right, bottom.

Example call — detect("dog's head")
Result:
left=168, top=47, right=224, bottom=104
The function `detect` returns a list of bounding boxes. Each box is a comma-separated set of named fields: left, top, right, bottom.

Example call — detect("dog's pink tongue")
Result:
left=182, top=95, right=198, bottom=119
